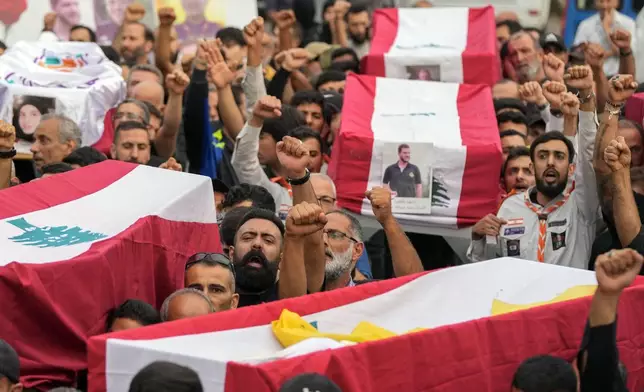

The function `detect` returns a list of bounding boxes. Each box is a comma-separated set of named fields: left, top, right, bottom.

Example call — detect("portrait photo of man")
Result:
left=382, top=143, right=422, bottom=198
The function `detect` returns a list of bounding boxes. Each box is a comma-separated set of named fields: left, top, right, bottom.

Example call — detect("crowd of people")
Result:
left=0, top=0, right=644, bottom=391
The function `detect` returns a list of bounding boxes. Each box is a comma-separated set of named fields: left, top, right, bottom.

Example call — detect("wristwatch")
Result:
left=287, top=169, right=310, bottom=186
left=0, top=148, right=16, bottom=160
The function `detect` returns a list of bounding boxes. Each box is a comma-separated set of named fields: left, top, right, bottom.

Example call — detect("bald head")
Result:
left=493, top=79, right=520, bottom=99
left=131, top=81, right=165, bottom=111
left=161, top=289, right=215, bottom=322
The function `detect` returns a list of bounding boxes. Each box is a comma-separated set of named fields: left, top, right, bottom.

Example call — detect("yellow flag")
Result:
left=491, top=285, right=597, bottom=316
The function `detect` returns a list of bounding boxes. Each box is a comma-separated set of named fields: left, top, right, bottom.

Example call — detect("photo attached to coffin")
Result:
left=380, top=142, right=433, bottom=215
left=11, top=94, right=57, bottom=153
left=406, top=65, right=441, bottom=82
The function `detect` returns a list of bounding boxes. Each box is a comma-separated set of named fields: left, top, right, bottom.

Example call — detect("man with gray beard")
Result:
left=282, top=186, right=424, bottom=292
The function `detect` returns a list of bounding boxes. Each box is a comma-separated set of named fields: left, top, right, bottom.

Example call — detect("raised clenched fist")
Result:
left=252, top=95, right=282, bottom=121
left=564, top=65, right=593, bottom=91
left=610, top=29, right=632, bottom=51
left=607, top=74, right=638, bottom=104
left=519, top=81, right=547, bottom=106
left=277, top=135, right=310, bottom=179
left=595, top=248, right=643, bottom=296
left=158, top=7, right=176, bottom=27
left=165, top=69, right=190, bottom=96
left=243, top=17, right=264, bottom=48
left=583, top=43, right=606, bottom=70
left=542, top=80, right=567, bottom=110
left=285, top=202, right=328, bottom=237
left=560, top=92, right=580, bottom=117
left=543, top=53, right=565, bottom=82
left=0, top=120, right=16, bottom=152
left=604, top=136, right=631, bottom=172
left=125, top=3, right=145, bottom=23
left=274, top=10, right=296, bottom=30
left=366, top=187, right=394, bottom=224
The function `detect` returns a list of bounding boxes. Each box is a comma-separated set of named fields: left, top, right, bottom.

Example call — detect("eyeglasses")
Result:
left=185, top=252, right=235, bottom=278
left=323, top=229, right=358, bottom=243
left=317, top=196, right=336, bottom=206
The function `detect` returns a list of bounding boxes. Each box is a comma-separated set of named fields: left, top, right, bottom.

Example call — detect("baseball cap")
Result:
left=305, top=42, right=333, bottom=60
left=322, top=90, right=343, bottom=115
left=540, top=33, right=566, bottom=52
left=279, top=373, right=342, bottom=392
left=0, top=340, right=20, bottom=384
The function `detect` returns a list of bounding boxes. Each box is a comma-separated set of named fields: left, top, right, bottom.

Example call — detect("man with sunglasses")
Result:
left=184, top=253, right=239, bottom=311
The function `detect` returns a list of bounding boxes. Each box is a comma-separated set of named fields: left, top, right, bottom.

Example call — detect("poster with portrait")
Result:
left=406, top=65, right=440, bottom=82
left=0, top=0, right=97, bottom=45
left=94, top=0, right=157, bottom=45
left=11, top=95, right=56, bottom=143
left=379, top=142, right=433, bottom=215
left=157, top=0, right=225, bottom=53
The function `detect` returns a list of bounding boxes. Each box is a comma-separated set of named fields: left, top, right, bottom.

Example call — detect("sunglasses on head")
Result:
left=185, top=252, right=235, bottom=277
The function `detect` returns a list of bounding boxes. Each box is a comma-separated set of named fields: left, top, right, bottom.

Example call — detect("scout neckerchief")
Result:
left=523, top=184, right=573, bottom=262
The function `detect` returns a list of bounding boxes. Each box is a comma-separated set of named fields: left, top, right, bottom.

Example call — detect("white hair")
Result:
left=325, top=246, right=353, bottom=281
left=160, top=288, right=215, bottom=321
left=311, top=173, right=336, bottom=197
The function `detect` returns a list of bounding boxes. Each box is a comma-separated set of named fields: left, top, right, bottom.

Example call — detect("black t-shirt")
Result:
left=237, top=282, right=279, bottom=307
left=382, top=163, right=422, bottom=198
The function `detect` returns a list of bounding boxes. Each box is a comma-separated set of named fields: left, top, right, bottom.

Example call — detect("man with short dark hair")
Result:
left=500, top=129, right=527, bottom=160
left=496, top=19, right=522, bottom=48
left=216, top=27, right=247, bottom=82
left=511, top=355, right=577, bottom=392
left=128, top=361, right=203, bottom=392
left=290, top=91, right=326, bottom=133
left=382, top=144, right=422, bottom=198
left=184, top=253, right=238, bottom=311
left=111, top=121, right=153, bottom=165
left=219, top=206, right=253, bottom=255
left=502, top=147, right=535, bottom=193
left=540, top=32, right=569, bottom=65
left=120, top=22, right=154, bottom=66
left=70, top=25, right=96, bottom=42
left=315, top=70, right=346, bottom=93
left=468, top=66, right=599, bottom=269
left=230, top=208, right=286, bottom=307
left=343, top=4, right=371, bottom=58
left=39, top=162, right=74, bottom=179
left=498, top=111, right=529, bottom=136
left=0, top=340, right=22, bottom=392
left=106, top=299, right=161, bottom=332
left=221, top=184, right=276, bottom=213
left=63, top=146, right=106, bottom=168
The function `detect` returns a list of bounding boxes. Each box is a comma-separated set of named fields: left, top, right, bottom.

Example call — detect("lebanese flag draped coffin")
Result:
left=0, top=161, right=220, bottom=389
left=87, top=258, right=644, bottom=392
left=0, top=41, right=125, bottom=146
left=361, top=6, right=500, bottom=85
left=328, top=73, right=502, bottom=228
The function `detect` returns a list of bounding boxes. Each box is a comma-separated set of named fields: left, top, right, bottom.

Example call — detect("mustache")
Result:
left=239, top=249, right=269, bottom=268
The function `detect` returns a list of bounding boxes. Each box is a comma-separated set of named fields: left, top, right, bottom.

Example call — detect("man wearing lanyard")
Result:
left=467, top=65, right=601, bottom=270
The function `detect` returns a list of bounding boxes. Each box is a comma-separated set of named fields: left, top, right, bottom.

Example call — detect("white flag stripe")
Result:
left=0, top=165, right=216, bottom=266
left=105, top=259, right=597, bottom=392
left=372, top=78, right=462, bottom=145
left=384, top=8, right=469, bottom=82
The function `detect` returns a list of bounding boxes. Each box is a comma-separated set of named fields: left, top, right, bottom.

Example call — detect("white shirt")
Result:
left=467, top=111, right=601, bottom=269
left=573, top=11, right=636, bottom=76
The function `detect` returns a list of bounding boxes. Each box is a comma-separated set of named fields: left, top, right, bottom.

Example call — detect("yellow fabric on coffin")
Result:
left=272, top=309, right=411, bottom=348
left=491, top=285, right=597, bottom=316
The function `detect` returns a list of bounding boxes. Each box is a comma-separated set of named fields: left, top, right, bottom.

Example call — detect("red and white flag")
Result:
left=362, top=6, right=500, bottom=86
left=0, top=161, right=220, bottom=389
left=328, top=73, right=502, bottom=228
left=88, top=258, right=644, bottom=392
